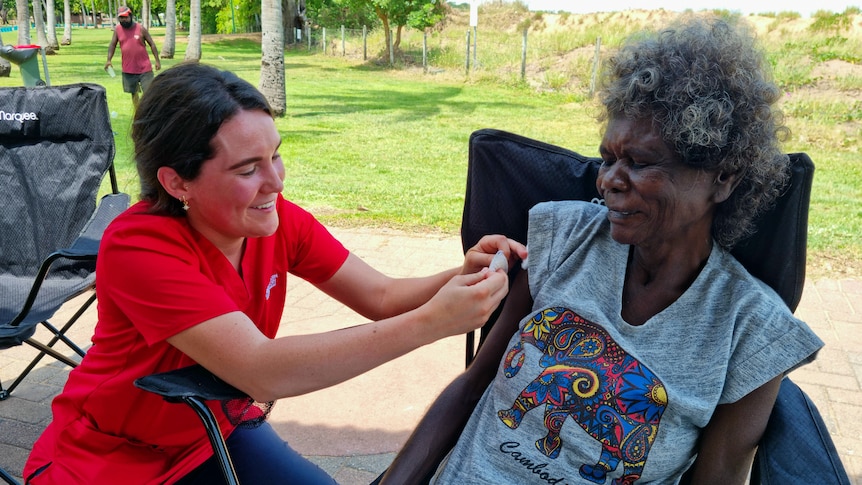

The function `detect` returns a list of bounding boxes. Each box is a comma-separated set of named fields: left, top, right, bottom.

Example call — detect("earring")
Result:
left=181, top=196, right=189, bottom=211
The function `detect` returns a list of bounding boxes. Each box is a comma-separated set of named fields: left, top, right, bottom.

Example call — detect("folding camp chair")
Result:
left=460, top=128, right=848, bottom=484
left=0, top=83, right=130, bottom=401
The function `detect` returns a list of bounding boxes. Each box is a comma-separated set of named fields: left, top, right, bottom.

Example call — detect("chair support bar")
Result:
left=0, top=294, right=94, bottom=399
left=183, top=396, right=240, bottom=485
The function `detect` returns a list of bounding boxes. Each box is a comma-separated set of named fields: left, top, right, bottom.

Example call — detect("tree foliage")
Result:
left=337, top=0, right=446, bottom=59
left=1, top=0, right=444, bottom=40
left=306, top=0, right=378, bottom=30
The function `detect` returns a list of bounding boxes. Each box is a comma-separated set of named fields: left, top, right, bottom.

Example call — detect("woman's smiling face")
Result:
left=596, top=116, right=724, bottom=255
left=183, top=109, right=285, bottom=252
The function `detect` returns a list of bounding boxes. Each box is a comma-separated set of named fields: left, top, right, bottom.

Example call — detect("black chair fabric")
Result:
left=0, top=83, right=129, bottom=399
left=135, top=364, right=248, bottom=403
left=750, top=377, right=851, bottom=485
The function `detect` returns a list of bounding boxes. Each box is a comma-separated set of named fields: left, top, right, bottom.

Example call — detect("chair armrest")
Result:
left=5, top=193, right=131, bottom=329
left=134, top=364, right=248, bottom=403
left=59, top=193, right=130, bottom=258
left=750, top=377, right=851, bottom=484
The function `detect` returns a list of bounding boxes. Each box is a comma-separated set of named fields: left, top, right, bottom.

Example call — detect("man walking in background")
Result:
left=105, top=6, right=161, bottom=108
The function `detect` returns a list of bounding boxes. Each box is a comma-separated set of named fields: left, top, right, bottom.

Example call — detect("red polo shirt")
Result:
left=25, top=195, right=348, bottom=484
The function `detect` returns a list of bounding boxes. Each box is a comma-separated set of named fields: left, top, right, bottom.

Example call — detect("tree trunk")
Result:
left=0, top=32, right=11, bottom=77
left=62, top=0, right=72, bottom=45
left=394, top=24, right=402, bottom=52
left=184, top=0, right=201, bottom=60
left=16, top=0, right=30, bottom=45
left=46, top=0, right=60, bottom=49
left=375, top=6, right=390, bottom=60
left=141, top=0, right=150, bottom=31
left=161, top=0, right=176, bottom=58
left=259, top=0, right=285, bottom=115
left=80, top=1, right=87, bottom=29
left=281, top=0, right=295, bottom=44
left=32, top=0, right=54, bottom=53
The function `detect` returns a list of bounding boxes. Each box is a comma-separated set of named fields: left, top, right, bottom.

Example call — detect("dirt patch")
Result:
left=813, top=58, right=862, bottom=79
left=200, top=32, right=262, bottom=42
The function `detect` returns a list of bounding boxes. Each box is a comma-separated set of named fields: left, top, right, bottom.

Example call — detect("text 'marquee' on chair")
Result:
left=460, top=128, right=849, bottom=484
left=0, top=83, right=130, bottom=401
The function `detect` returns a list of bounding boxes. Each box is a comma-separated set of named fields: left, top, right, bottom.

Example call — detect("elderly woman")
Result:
left=379, top=16, right=823, bottom=485
left=24, top=63, right=525, bottom=484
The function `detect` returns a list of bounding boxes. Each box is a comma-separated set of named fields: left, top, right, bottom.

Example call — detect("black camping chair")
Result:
left=460, top=128, right=848, bottom=484
left=0, top=83, right=130, bottom=402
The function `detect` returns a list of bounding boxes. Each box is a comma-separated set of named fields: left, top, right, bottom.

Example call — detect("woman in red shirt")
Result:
left=24, top=62, right=525, bottom=484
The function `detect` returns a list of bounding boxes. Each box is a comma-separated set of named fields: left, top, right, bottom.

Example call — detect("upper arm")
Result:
left=686, top=375, right=782, bottom=484
left=165, top=311, right=270, bottom=393
left=144, top=29, right=156, bottom=44
left=314, top=253, right=393, bottom=319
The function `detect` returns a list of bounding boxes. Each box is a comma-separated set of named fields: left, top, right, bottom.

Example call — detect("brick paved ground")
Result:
left=1, top=227, right=859, bottom=484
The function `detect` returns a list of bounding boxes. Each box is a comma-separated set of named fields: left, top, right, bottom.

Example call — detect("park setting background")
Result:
left=1, top=1, right=861, bottom=278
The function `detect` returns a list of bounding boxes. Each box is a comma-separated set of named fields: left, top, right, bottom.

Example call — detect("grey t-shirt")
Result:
left=433, top=201, right=823, bottom=484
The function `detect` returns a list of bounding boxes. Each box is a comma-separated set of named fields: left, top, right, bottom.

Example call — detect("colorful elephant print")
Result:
left=498, top=307, right=667, bottom=485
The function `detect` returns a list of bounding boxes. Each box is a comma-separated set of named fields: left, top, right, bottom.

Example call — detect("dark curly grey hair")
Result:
left=598, top=15, right=790, bottom=249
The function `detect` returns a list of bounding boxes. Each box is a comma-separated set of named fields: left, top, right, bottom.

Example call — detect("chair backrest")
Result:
left=461, top=128, right=814, bottom=361
left=0, top=83, right=117, bottom=276
left=1, top=83, right=119, bottom=330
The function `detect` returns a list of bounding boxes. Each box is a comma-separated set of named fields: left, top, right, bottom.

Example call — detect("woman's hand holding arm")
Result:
left=167, top=265, right=509, bottom=403
left=318, top=235, right=526, bottom=321
left=166, top=234, right=523, bottom=404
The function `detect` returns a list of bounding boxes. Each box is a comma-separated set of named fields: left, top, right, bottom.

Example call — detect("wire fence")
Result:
left=290, top=24, right=605, bottom=96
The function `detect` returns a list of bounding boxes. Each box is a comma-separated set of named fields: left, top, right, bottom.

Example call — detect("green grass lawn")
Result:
left=2, top=24, right=860, bottom=277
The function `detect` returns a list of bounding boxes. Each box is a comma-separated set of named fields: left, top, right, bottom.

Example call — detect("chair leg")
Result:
left=38, top=292, right=95, bottom=359
left=0, top=467, right=20, bottom=485
left=183, top=396, right=240, bottom=485
left=0, top=294, right=94, bottom=400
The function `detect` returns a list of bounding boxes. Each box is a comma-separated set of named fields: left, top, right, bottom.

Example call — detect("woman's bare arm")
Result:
left=682, top=375, right=782, bottom=484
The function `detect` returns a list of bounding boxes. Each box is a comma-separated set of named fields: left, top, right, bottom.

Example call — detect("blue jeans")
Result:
left=751, top=377, right=850, bottom=485
left=176, top=422, right=337, bottom=484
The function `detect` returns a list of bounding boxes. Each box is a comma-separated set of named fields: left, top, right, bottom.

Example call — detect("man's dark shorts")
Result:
left=122, top=71, right=154, bottom=94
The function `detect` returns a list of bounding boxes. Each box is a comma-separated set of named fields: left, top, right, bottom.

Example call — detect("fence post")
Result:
left=307, top=25, right=311, bottom=50
left=389, top=29, right=394, bottom=66
left=423, top=31, right=428, bottom=73
left=322, top=27, right=327, bottom=55
left=590, top=36, right=602, bottom=96
left=341, top=25, right=345, bottom=56
left=363, top=25, right=367, bottom=61
left=465, top=30, right=471, bottom=76
left=472, top=25, right=477, bottom=66
left=521, top=27, right=528, bottom=82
